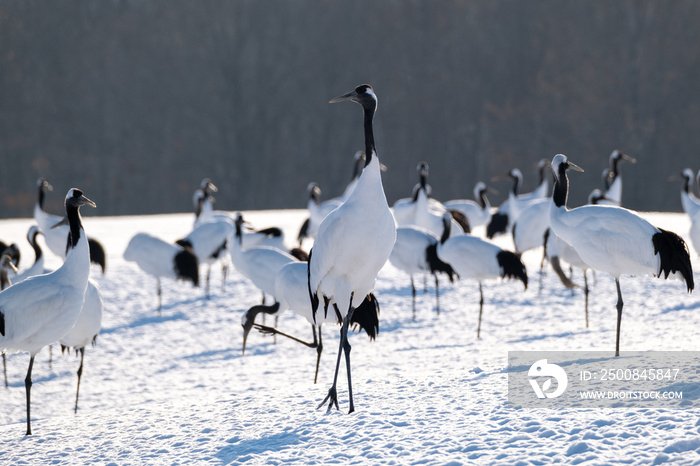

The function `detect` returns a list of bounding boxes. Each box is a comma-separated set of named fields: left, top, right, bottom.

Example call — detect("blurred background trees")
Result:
left=1, top=1, right=698, bottom=217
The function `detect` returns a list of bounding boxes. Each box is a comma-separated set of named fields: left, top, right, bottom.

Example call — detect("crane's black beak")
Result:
left=329, top=89, right=359, bottom=104
left=621, top=153, right=637, bottom=164
left=80, top=195, right=97, bottom=208
left=568, top=161, right=584, bottom=173
left=2, top=255, right=18, bottom=274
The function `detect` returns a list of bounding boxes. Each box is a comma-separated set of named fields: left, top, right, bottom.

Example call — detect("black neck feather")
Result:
left=30, top=232, right=42, bottom=261
left=682, top=176, right=691, bottom=194
left=552, top=166, right=569, bottom=208
left=66, top=203, right=83, bottom=250
left=38, top=185, right=46, bottom=209
left=478, top=190, right=488, bottom=209
left=363, top=105, right=375, bottom=167
left=439, top=216, right=451, bottom=244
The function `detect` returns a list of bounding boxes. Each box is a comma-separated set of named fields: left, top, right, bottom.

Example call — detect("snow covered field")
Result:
left=1, top=208, right=700, bottom=464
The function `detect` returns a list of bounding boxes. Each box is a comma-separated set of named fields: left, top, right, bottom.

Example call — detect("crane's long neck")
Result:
left=439, top=214, right=451, bottom=244
left=478, top=190, right=489, bottom=210
left=66, top=204, right=84, bottom=251
left=512, top=176, right=520, bottom=195
left=362, top=105, right=376, bottom=167
left=30, top=233, right=42, bottom=263
left=60, top=205, right=90, bottom=287
left=682, top=176, right=691, bottom=194
left=611, top=156, right=621, bottom=178
left=234, top=219, right=243, bottom=246
left=38, top=185, right=46, bottom=210
left=552, top=171, right=569, bottom=209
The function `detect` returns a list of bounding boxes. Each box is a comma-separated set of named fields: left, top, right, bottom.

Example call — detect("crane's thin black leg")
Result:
left=206, top=266, right=211, bottom=300
left=74, top=347, right=85, bottom=414
left=25, top=355, right=35, bottom=436
left=410, top=276, right=416, bottom=320
left=343, top=304, right=356, bottom=414
left=48, top=345, right=52, bottom=370
left=221, top=262, right=228, bottom=292
left=477, top=282, right=484, bottom=339
left=3, top=353, right=7, bottom=388
left=157, top=278, right=162, bottom=315
left=253, top=322, right=323, bottom=384
left=569, top=266, right=575, bottom=297
left=318, top=296, right=354, bottom=413
left=423, top=274, right=428, bottom=293
left=538, top=251, right=546, bottom=295
left=615, top=278, right=623, bottom=357
left=434, top=275, right=440, bottom=315
left=584, top=270, right=589, bottom=328
left=314, top=326, right=323, bottom=385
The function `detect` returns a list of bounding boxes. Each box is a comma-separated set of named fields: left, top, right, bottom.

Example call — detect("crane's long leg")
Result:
left=314, top=327, right=323, bottom=385
left=157, top=278, right=162, bottom=315
left=48, top=345, right=52, bottom=370
left=477, top=283, right=484, bottom=339
left=615, top=278, right=623, bottom=357
left=221, top=262, right=228, bottom=292
left=569, top=266, right=575, bottom=297
left=584, top=270, right=589, bottom=328
left=343, top=305, right=356, bottom=414
left=3, top=354, right=7, bottom=388
left=410, top=276, right=416, bottom=320
left=318, top=296, right=355, bottom=413
left=206, top=266, right=211, bottom=300
left=25, top=355, right=35, bottom=436
left=539, top=249, right=547, bottom=295
left=74, top=347, right=85, bottom=414
left=434, top=275, right=440, bottom=315
left=253, top=322, right=324, bottom=384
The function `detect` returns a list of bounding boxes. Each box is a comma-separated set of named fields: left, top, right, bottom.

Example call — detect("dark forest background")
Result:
left=1, top=1, right=699, bottom=218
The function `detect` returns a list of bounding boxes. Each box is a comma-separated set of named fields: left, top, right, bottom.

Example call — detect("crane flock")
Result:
left=1, top=84, right=698, bottom=437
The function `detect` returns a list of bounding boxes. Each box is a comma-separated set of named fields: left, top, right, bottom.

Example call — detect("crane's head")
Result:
left=65, top=188, right=96, bottom=209
left=551, top=154, right=584, bottom=182
left=588, top=189, right=609, bottom=205
left=330, top=84, right=377, bottom=112
left=37, top=178, right=53, bottom=192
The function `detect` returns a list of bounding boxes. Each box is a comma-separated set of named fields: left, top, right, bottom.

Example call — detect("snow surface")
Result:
left=1, top=209, right=700, bottom=464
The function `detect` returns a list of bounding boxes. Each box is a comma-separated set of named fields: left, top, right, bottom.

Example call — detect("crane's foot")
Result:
left=317, top=386, right=339, bottom=413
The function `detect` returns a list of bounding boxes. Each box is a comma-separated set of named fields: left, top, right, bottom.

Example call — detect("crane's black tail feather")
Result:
left=497, top=250, right=528, bottom=289
left=350, top=293, right=380, bottom=341
left=88, top=237, right=106, bottom=274
left=653, top=228, right=694, bottom=292
left=487, top=212, right=509, bottom=239
left=174, top=247, right=200, bottom=287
